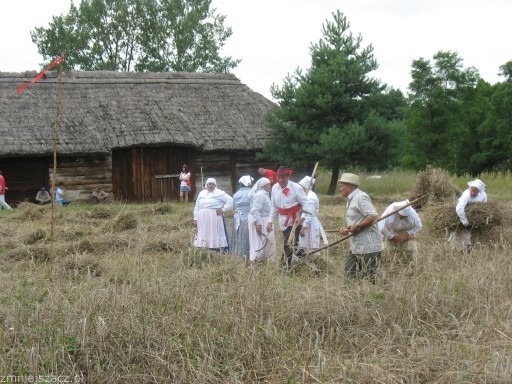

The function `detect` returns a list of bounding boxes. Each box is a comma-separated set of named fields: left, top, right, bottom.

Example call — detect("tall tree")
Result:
left=262, top=11, right=399, bottom=194
left=403, top=51, right=481, bottom=173
left=30, top=0, right=239, bottom=72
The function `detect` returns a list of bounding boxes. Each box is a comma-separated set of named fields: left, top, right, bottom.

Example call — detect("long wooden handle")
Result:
left=306, top=195, right=427, bottom=256
left=287, top=161, right=319, bottom=246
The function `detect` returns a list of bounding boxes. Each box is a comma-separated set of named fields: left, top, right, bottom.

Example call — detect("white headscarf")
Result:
left=238, top=175, right=253, bottom=187
left=248, top=177, right=270, bottom=199
left=395, top=200, right=413, bottom=216
left=205, top=177, right=216, bottom=188
left=467, top=179, right=486, bottom=192
left=298, top=176, right=315, bottom=189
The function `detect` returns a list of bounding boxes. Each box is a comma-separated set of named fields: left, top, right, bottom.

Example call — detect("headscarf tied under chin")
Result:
left=467, top=179, right=486, bottom=192
left=248, top=177, right=270, bottom=199
left=205, top=177, right=217, bottom=188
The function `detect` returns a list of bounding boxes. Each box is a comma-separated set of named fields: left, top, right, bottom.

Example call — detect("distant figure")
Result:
left=232, top=175, right=253, bottom=258
left=0, top=170, right=12, bottom=210
left=55, top=183, right=71, bottom=206
left=35, top=187, right=51, bottom=205
left=179, top=164, right=192, bottom=203
left=450, top=178, right=487, bottom=251
left=258, top=167, right=277, bottom=186
left=378, top=200, right=422, bottom=264
left=91, top=187, right=109, bottom=204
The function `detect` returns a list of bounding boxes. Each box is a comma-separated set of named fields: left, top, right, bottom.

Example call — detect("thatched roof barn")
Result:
left=0, top=71, right=278, bottom=203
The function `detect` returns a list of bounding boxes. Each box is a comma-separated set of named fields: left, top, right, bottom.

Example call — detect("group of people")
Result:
left=192, top=166, right=329, bottom=267
left=192, top=165, right=487, bottom=282
left=336, top=173, right=486, bottom=283
left=34, top=184, right=109, bottom=206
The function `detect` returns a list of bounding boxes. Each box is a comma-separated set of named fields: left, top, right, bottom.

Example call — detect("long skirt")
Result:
left=232, top=215, right=250, bottom=258
left=248, top=215, right=276, bottom=262
left=193, top=209, right=229, bottom=250
left=297, top=217, right=327, bottom=252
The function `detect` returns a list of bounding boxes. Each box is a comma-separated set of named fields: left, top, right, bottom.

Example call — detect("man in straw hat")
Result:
left=449, top=178, right=487, bottom=251
left=338, top=173, right=382, bottom=283
left=267, top=166, right=307, bottom=268
left=378, top=200, right=423, bottom=264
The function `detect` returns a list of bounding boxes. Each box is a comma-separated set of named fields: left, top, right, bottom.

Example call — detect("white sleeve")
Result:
left=222, top=193, right=234, bottom=212
left=456, top=191, right=470, bottom=225
left=407, top=211, right=423, bottom=236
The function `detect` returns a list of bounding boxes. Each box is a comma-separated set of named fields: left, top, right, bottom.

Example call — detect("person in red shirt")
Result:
left=0, top=170, right=12, bottom=209
left=258, top=167, right=277, bottom=185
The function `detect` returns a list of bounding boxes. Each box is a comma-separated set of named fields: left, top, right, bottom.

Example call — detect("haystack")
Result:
left=427, top=201, right=511, bottom=243
left=410, top=165, right=460, bottom=207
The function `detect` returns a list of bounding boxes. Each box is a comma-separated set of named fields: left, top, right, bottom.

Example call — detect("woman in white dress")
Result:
left=297, top=176, right=328, bottom=256
left=248, top=177, right=276, bottom=263
left=193, top=178, right=233, bottom=252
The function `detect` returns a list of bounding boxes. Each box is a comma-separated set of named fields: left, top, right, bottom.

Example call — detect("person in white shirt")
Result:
left=456, top=179, right=487, bottom=226
left=267, top=166, right=307, bottom=268
left=247, top=177, right=276, bottom=263
left=296, top=176, right=328, bottom=256
left=378, top=200, right=422, bottom=264
left=179, top=164, right=192, bottom=203
left=193, top=178, right=233, bottom=252
left=450, top=178, right=487, bottom=251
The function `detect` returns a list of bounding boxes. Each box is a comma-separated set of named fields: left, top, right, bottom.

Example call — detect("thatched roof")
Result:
left=0, top=71, right=277, bottom=157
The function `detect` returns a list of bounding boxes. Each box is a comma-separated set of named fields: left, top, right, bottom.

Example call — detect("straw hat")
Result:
left=338, top=173, right=360, bottom=186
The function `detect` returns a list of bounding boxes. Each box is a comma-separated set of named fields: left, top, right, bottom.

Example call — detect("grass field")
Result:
left=1, top=170, right=512, bottom=383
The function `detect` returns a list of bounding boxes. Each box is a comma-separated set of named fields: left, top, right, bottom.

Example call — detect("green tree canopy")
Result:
left=403, top=51, right=482, bottom=173
left=262, top=11, right=403, bottom=194
left=31, top=0, right=239, bottom=72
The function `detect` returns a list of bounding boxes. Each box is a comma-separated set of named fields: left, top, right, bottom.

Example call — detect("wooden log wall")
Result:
left=112, top=146, right=195, bottom=203
left=49, top=154, right=112, bottom=202
left=195, top=151, right=280, bottom=197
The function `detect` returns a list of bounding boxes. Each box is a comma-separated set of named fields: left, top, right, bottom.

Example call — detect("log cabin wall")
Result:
left=112, top=146, right=195, bottom=203
left=194, top=151, right=280, bottom=198
left=49, top=154, right=112, bottom=202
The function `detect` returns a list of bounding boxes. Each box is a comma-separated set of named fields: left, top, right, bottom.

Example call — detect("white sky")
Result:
left=1, top=0, right=510, bottom=100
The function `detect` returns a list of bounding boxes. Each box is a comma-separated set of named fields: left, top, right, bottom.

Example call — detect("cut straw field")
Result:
left=1, top=170, right=512, bottom=383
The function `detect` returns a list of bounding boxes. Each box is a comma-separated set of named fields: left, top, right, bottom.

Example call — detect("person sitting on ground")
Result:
left=91, top=187, right=109, bottom=204
left=55, top=183, right=71, bottom=206
left=35, top=187, right=51, bottom=204
left=378, top=200, right=422, bottom=264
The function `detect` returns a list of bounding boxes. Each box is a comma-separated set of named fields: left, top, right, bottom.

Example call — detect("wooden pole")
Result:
left=306, top=195, right=427, bottom=256
left=49, top=56, right=64, bottom=282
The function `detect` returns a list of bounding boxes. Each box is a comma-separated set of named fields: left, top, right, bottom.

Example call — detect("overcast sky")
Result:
left=1, top=0, right=510, bottom=100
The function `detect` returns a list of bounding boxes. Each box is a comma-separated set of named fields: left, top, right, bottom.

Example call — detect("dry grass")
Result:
left=1, top=195, right=512, bottom=383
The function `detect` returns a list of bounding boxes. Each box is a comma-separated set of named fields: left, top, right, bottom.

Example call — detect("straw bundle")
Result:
left=411, top=165, right=460, bottom=207
left=428, top=201, right=508, bottom=236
